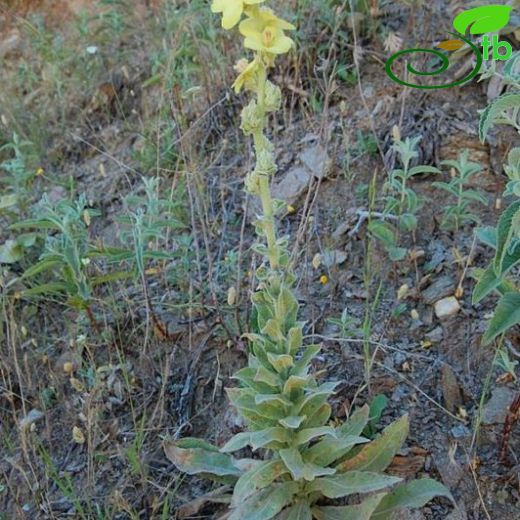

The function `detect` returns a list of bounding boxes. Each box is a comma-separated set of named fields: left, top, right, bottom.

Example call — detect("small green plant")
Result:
left=0, top=133, right=39, bottom=214
left=473, top=57, right=520, bottom=345
left=495, top=347, right=518, bottom=382
left=164, top=2, right=452, bottom=518
left=12, top=194, right=103, bottom=328
left=369, top=135, right=440, bottom=261
left=433, top=150, right=487, bottom=231
left=326, top=306, right=362, bottom=339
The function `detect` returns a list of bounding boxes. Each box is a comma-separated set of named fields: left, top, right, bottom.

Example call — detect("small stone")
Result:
left=434, top=297, right=460, bottom=319
left=451, top=424, right=471, bottom=439
left=482, top=387, right=517, bottom=425
left=299, top=145, right=331, bottom=180
left=422, top=276, right=455, bottom=305
left=273, top=167, right=311, bottom=204
left=425, top=326, right=444, bottom=343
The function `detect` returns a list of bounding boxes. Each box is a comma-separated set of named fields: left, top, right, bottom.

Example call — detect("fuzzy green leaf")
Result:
left=338, top=405, right=371, bottom=436
left=279, top=415, right=306, bottom=429
left=336, top=415, right=409, bottom=472
left=163, top=439, right=242, bottom=477
left=0, top=240, right=23, bottom=263
left=294, top=427, right=336, bottom=446
left=268, top=353, right=294, bottom=373
left=308, top=471, right=401, bottom=499
left=482, top=293, right=520, bottom=345
left=494, top=201, right=520, bottom=276
left=304, top=435, right=369, bottom=466
left=232, top=460, right=289, bottom=506
left=287, top=326, right=303, bottom=354
left=368, top=221, right=396, bottom=247
left=278, top=501, right=313, bottom=520
left=221, top=428, right=289, bottom=453
left=263, top=319, right=286, bottom=342
left=291, top=345, right=321, bottom=376
left=228, top=482, right=299, bottom=520
left=407, top=165, right=441, bottom=177
left=479, top=93, right=520, bottom=142
left=22, top=256, right=62, bottom=278
left=371, top=479, right=454, bottom=519
left=303, top=403, right=332, bottom=429
left=279, top=448, right=336, bottom=481
left=472, top=265, right=502, bottom=305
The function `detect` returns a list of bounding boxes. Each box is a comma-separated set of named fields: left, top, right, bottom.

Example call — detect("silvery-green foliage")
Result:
left=12, top=194, right=101, bottom=309
left=164, top=263, right=454, bottom=518
left=368, top=136, right=440, bottom=261
left=432, top=150, right=487, bottom=231
left=474, top=69, right=520, bottom=344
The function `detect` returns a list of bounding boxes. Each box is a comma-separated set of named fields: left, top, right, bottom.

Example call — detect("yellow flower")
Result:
left=232, top=58, right=261, bottom=93
left=239, top=9, right=295, bottom=55
left=211, top=0, right=265, bottom=30
left=36, top=167, right=44, bottom=176
left=319, top=274, right=329, bottom=285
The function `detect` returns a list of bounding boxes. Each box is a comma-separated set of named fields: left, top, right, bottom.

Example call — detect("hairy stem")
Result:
left=253, top=61, right=279, bottom=269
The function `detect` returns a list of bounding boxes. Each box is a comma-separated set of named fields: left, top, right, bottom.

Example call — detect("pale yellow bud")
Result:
left=227, top=286, right=237, bottom=306
left=72, top=426, right=86, bottom=444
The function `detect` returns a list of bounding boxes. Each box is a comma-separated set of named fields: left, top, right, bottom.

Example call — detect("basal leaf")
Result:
left=232, top=460, right=288, bottom=506
left=482, top=293, right=520, bottom=345
left=313, top=493, right=386, bottom=520
left=308, top=471, right=401, bottom=499
left=338, top=405, right=370, bottom=436
left=453, top=5, right=512, bottom=35
left=336, top=415, right=409, bottom=473
left=371, top=479, right=454, bottom=519
left=278, top=501, right=312, bottom=520
left=163, top=439, right=242, bottom=477
left=229, top=482, right=299, bottom=520
left=304, top=435, right=368, bottom=466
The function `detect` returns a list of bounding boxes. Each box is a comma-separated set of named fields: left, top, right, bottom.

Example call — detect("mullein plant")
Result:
left=164, top=2, right=453, bottom=518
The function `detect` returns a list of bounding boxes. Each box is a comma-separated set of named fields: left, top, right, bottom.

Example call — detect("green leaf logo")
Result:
left=453, top=5, right=513, bottom=35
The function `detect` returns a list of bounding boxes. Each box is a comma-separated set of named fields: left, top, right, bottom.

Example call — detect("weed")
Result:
left=13, top=194, right=103, bottom=329
left=369, top=135, right=440, bottom=261
left=473, top=56, right=520, bottom=345
left=433, top=150, right=487, bottom=231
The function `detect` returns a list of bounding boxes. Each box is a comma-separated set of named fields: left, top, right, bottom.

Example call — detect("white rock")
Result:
left=434, top=297, right=461, bottom=318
